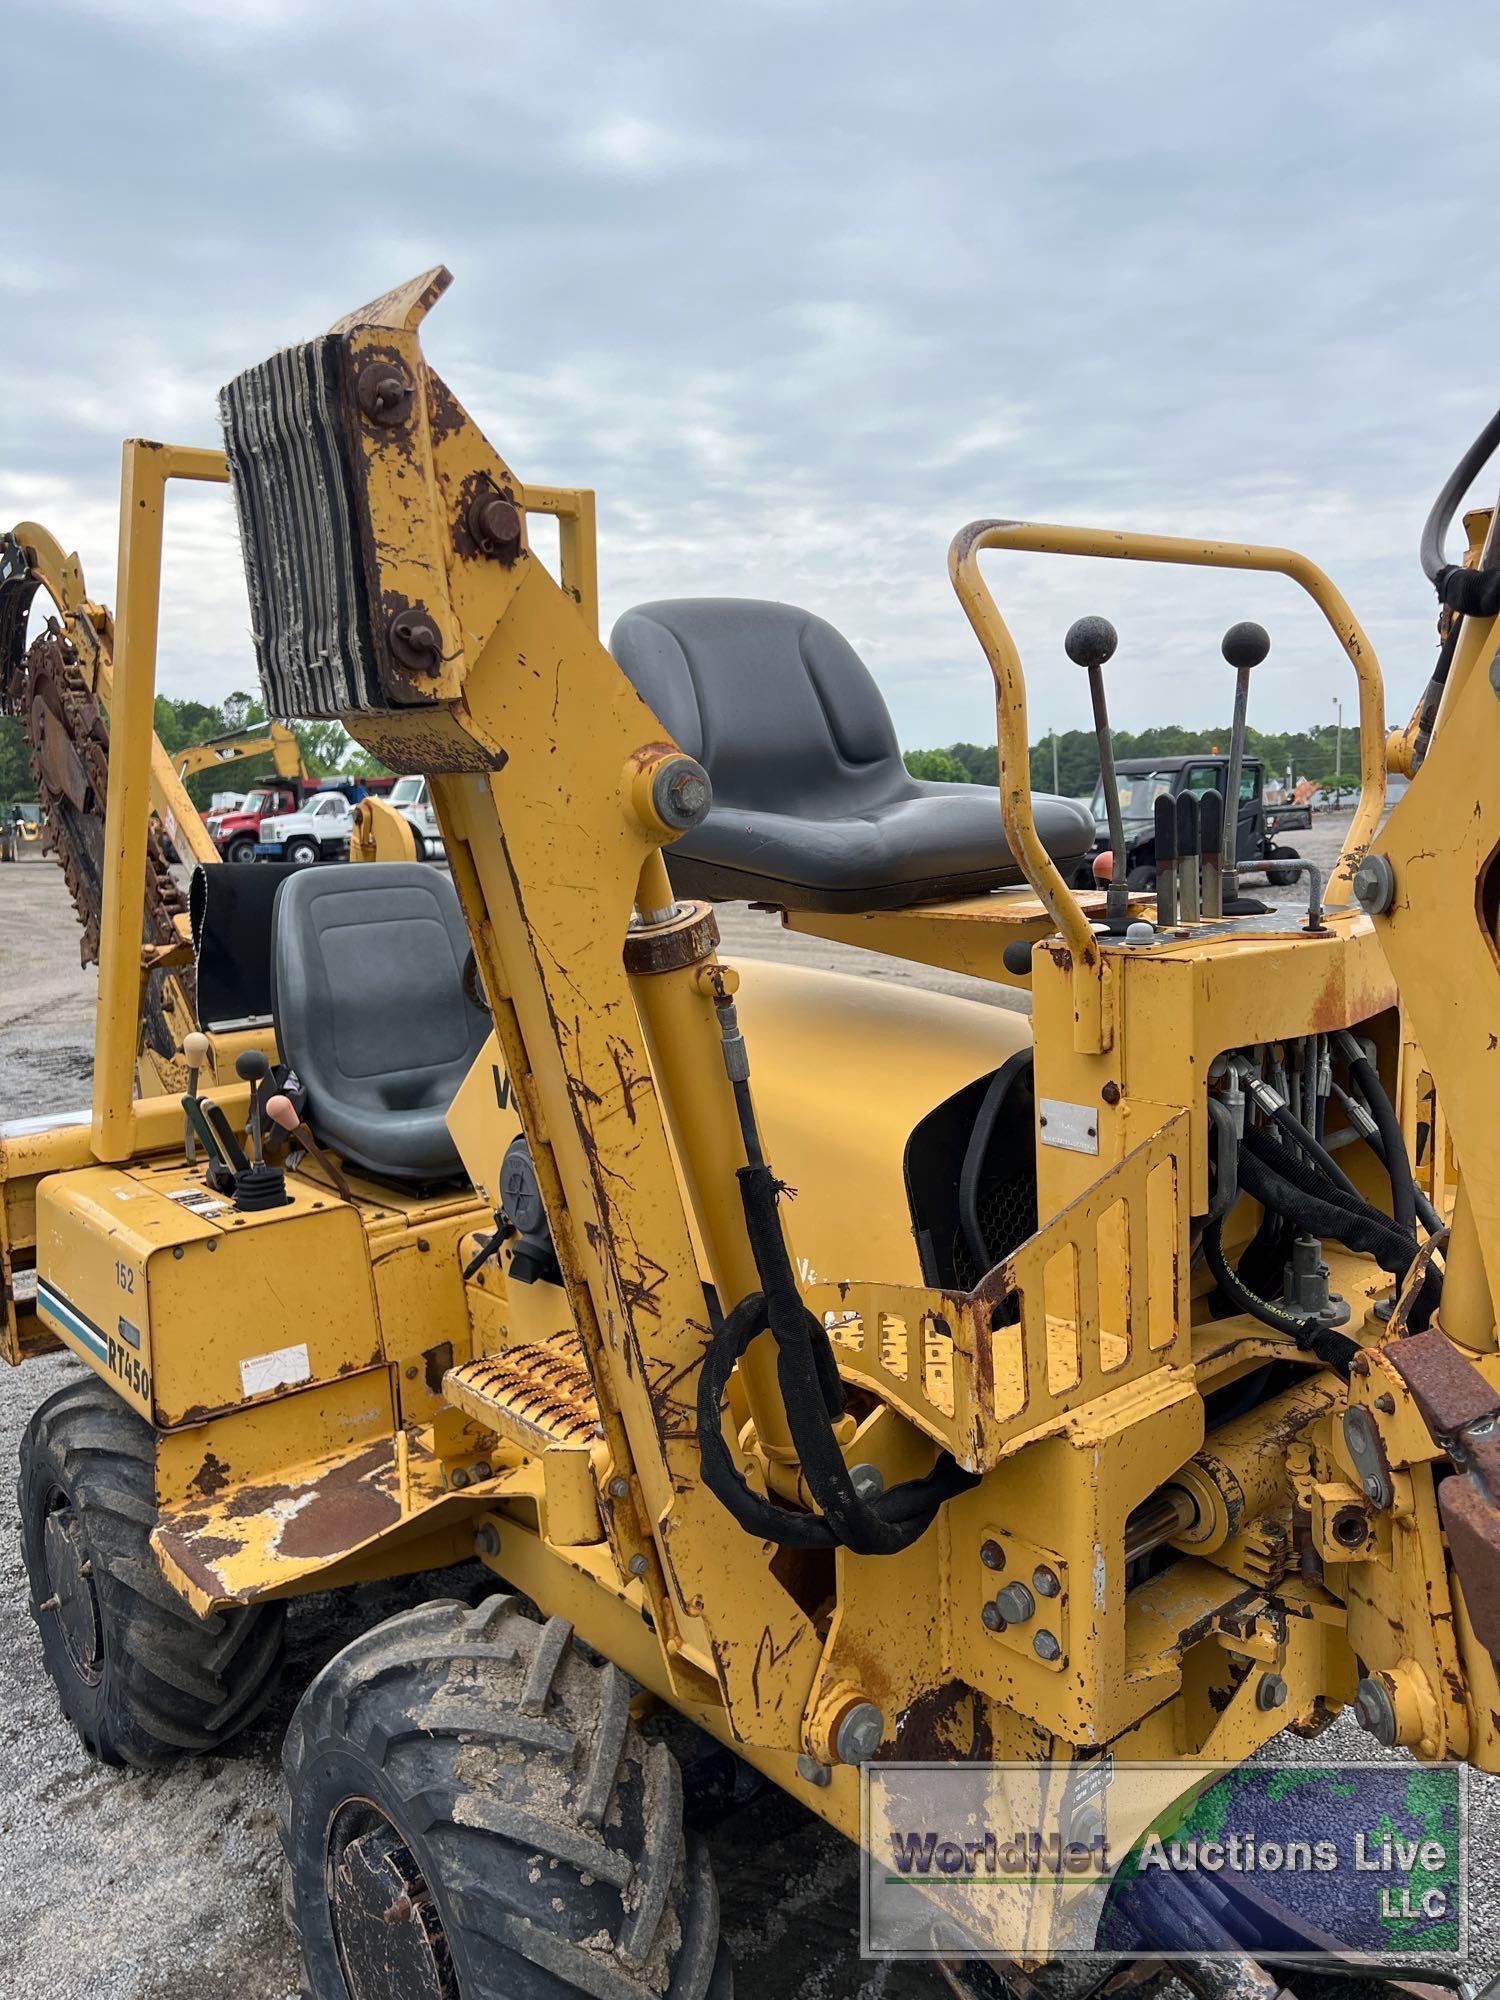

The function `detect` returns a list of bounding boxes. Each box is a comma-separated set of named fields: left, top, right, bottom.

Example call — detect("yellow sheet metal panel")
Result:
left=37, top=1162, right=381, bottom=1426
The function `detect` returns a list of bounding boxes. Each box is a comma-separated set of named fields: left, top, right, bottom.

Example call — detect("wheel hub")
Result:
left=41, top=1489, right=102, bottom=1685
left=327, top=1801, right=457, bottom=2000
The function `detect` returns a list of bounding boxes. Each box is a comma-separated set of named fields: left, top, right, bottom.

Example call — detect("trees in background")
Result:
left=906, top=723, right=1354, bottom=798
left=0, top=694, right=388, bottom=810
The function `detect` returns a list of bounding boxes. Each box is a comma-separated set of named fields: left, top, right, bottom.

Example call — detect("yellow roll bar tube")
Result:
left=92, top=443, right=229, bottom=1161
left=949, top=519, right=1387, bottom=1052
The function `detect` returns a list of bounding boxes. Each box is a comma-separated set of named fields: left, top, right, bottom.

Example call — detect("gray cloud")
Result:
left=7, top=0, right=1497, bottom=752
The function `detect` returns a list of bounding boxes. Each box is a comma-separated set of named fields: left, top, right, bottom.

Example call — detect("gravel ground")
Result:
left=0, top=827, right=1493, bottom=1999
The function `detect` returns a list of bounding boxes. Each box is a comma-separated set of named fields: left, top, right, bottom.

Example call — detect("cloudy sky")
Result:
left=6, top=1, right=1498, bottom=754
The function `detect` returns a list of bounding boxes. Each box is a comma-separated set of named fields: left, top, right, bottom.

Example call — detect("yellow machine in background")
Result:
left=172, top=716, right=307, bottom=786
left=1, top=267, right=1496, bottom=1999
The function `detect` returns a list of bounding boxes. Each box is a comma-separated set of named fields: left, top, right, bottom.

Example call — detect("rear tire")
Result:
left=412, top=831, right=428, bottom=860
left=226, top=835, right=257, bottom=864
left=282, top=1594, right=731, bottom=2000
left=18, top=1374, right=286, bottom=1767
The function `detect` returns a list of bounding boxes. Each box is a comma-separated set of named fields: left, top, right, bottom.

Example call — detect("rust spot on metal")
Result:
left=190, top=1450, right=232, bottom=1499
left=422, top=1339, right=455, bottom=1396
left=1388, top=1326, right=1500, bottom=1438
left=890, top=1682, right=990, bottom=1761
left=277, top=1440, right=401, bottom=1560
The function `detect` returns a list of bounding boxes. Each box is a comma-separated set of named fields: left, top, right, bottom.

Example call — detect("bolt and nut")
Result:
left=1032, top=1565, right=1061, bottom=1598
left=608, top=1477, right=631, bottom=1500
left=849, top=1463, right=885, bottom=1500
left=981, top=1601, right=1005, bottom=1632
left=1353, top=1675, right=1398, bottom=1747
left=795, top=1754, right=832, bottom=1788
left=979, top=1539, right=1006, bottom=1571
left=1033, top=1630, right=1061, bottom=1662
left=475, top=1524, right=500, bottom=1558
left=835, top=1701, right=885, bottom=1765
left=1256, top=1673, right=1289, bottom=1712
left=995, top=1582, right=1036, bottom=1625
left=628, top=1553, right=650, bottom=1578
left=649, top=757, right=713, bottom=833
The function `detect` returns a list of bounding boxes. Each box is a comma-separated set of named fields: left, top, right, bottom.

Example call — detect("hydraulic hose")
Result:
left=696, top=1163, right=979, bottom=1554
left=1340, top=1045, right=1417, bottom=1241
left=1420, top=402, right=1500, bottom=611
left=1202, top=1217, right=1359, bottom=1374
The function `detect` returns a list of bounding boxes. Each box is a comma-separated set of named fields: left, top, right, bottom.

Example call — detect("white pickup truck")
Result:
left=255, top=789, right=354, bottom=865
left=387, top=774, right=445, bottom=859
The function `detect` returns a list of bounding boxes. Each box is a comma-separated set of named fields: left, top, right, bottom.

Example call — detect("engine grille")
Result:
left=219, top=337, right=383, bottom=720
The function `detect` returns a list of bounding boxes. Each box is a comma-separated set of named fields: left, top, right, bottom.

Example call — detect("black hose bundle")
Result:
left=1205, top=1048, right=1441, bottom=1370
left=696, top=1164, right=979, bottom=1554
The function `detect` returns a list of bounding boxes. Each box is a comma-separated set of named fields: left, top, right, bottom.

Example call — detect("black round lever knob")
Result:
left=1064, top=615, right=1119, bottom=670
left=1221, top=621, right=1270, bottom=669
left=235, top=1050, right=272, bottom=1083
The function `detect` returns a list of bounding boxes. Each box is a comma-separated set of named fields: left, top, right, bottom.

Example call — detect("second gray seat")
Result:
left=271, top=864, right=488, bottom=1184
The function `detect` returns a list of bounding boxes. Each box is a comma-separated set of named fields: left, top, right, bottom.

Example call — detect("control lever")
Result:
left=265, top=1094, right=355, bottom=1202
left=179, top=1096, right=236, bottom=1195
left=235, top=1050, right=271, bottom=1168
left=1064, top=614, right=1128, bottom=935
left=1220, top=621, right=1272, bottom=915
left=1175, top=790, right=1201, bottom=923
left=1153, top=794, right=1177, bottom=926
left=182, top=1031, right=209, bottom=1163
left=1199, top=787, right=1224, bottom=919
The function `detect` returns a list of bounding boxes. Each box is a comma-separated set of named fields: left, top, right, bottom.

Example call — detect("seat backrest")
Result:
left=611, top=598, right=911, bottom=812
left=271, top=865, right=487, bottom=1167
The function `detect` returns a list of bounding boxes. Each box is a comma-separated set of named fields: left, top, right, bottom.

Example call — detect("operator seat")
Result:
left=270, top=864, right=488, bottom=1184
left=610, top=598, right=1094, bottom=911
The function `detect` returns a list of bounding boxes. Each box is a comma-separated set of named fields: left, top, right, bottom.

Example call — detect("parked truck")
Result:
left=1077, top=751, right=1310, bottom=889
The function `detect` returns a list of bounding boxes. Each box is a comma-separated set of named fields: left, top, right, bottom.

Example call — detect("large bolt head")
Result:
left=1353, top=1675, right=1397, bottom=1746
left=1256, top=1672, right=1289, bottom=1711
left=1221, top=621, right=1271, bottom=669
left=835, top=1700, right=885, bottom=1765
left=650, top=756, right=713, bottom=833
left=1351, top=853, right=1396, bottom=915
left=1064, top=615, right=1119, bottom=670
left=995, top=1581, right=1036, bottom=1624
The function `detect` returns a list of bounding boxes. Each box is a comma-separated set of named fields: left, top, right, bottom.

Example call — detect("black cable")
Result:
left=1421, top=403, right=1500, bottom=594
left=696, top=1164, right=979, bottom=1554
left=1344, top=1049, right=1417, bottom=1239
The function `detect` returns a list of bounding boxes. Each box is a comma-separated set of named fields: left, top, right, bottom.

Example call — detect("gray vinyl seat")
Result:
left=271, top=865, right=488, bottom=1184
left=610, top=598, right=1095, bottom=912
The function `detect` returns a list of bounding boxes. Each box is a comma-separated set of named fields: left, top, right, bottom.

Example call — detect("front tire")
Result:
left=18, top=1375, right=286, bottom=1767
left=286, top=837, right=319, bottom=866
left=282, top=1595, right=730, bottom=2000
left=226, top=835, right=257, bottom=864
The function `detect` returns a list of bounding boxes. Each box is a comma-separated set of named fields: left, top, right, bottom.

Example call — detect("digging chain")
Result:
left=1, top=619, right=194, bottom=1053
